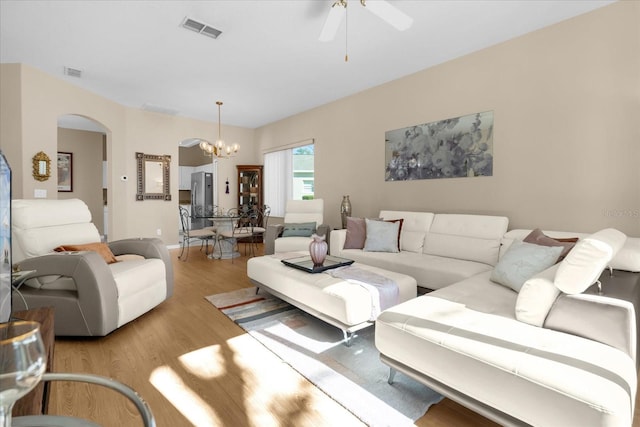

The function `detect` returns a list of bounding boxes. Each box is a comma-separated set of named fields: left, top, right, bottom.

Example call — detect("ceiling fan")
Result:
left=318, top=0, right=413, bottom=42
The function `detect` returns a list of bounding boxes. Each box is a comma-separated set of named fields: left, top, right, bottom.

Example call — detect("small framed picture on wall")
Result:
left=57, top=151, right=73, bottom=192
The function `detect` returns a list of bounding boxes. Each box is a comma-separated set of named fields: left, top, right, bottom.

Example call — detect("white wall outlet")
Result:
left=34, top=189, right=47, bottom=198
left=156, top=228, right=162, bottom=236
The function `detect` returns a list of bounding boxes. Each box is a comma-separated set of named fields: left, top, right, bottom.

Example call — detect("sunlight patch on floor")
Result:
left=226, top=334, right=363, bottom=426
left=149, top=333, right=362, bottom=427
left=149, top=365, right=221, bottom=427
left=179, top=344, right=225, bottom=379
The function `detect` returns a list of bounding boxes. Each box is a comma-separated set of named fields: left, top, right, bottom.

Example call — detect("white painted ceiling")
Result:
left=0, top=0, right=614, bottom=129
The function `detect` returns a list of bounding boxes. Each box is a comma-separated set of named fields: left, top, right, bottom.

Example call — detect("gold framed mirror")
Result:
left=32, top=151, right=51, bottom=181
left=136, top=152, right=171, bottom=201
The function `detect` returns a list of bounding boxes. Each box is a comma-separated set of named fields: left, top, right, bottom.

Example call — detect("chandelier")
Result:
left=200, top=101, right=239, bottom=158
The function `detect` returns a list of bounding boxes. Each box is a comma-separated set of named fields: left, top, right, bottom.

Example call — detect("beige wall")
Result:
left=0, top=64, right=258, bottom=244
left=255, top=1, right=640, bottom=236
left=1, top=2, right=638, bottom=244
left=57, top=128, right=104, bottom=235
left=0, top=64, right=23, bottom=193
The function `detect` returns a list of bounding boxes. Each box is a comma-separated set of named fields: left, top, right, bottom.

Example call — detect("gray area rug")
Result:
left=206, top=287, right=443, bottom=426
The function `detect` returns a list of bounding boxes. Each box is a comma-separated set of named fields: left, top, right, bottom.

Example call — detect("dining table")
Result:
left=203, top=214, right=241, bottom=259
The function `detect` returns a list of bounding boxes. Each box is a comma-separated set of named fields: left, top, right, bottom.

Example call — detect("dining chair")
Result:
left=178, top=206, right=216, bottom=261
left=247, top=205, right=270, bottom=256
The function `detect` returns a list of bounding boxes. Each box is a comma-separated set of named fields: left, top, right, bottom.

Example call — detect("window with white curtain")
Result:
left=264, top=142, right=314, bottom=217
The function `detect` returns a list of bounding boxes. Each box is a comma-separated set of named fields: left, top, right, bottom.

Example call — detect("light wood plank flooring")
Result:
left=46, top=244, right=639, bottom=426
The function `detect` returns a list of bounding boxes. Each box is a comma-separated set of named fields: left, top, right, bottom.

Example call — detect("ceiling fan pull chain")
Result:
left=345, top=1, right=349, bottom=62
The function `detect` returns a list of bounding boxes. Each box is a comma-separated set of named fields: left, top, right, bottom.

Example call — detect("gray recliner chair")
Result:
left=11, top=198, right=173, bottom=336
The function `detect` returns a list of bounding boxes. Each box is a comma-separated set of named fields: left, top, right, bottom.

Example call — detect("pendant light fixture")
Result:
left=199, top=101, right=239, bottom=158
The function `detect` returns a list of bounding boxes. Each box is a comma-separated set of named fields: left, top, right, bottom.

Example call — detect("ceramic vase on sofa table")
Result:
left=340, top=195, right=352, bottom=229
left=309, top=234, right=328, bottom=267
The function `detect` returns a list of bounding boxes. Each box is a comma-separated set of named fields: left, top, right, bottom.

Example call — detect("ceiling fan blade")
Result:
left=363, top=0, right=413, bottom=31
left=319, top=1, right=346, bottom=42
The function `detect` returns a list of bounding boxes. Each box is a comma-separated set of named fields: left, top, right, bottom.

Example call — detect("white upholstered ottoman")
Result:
left=247, top=254, right=417, bottom=344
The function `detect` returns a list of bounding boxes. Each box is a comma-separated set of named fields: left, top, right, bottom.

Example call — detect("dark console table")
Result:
left=588, top=269, right=640, bottom=366
left=11, top=307, right=55, bottom=416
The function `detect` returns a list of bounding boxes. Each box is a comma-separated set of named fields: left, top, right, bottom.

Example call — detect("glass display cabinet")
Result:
left=237, top=165, right=263, bottom=214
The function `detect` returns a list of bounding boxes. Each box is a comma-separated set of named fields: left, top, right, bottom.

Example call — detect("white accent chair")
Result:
left=11, top=198, right=173, bottom=336
left=264, top=199, right=329, bottom=255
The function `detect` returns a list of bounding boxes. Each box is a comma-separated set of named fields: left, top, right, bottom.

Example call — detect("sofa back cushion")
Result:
left=379, top=210, right=434, bottom=253
left=502, top=229, right=640, bottom=273
left=423, top=214, right=509, bottom=266
left=555, top=228, right=627, bottom=294
left=12, top=198, right=101, bottom=262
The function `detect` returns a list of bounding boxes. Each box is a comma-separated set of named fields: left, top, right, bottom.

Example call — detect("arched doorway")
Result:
left=57, top=114, right=109, bottom=240
left=178, top=138, right=219, bottom=232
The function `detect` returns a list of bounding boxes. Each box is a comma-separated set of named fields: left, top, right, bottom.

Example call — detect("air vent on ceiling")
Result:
left=181, top=17, right=222, bottom=39
left=141, top=103, right=180, bottom=116
left=64, top=66, right=82, bottom=78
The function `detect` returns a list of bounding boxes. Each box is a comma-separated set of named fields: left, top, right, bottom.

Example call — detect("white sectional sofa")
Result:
left=330, top=211, right=640, bottom=427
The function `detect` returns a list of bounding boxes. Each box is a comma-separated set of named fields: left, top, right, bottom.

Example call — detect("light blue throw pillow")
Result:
left=281, top=222, right=316, bottom=237
left=363, top=218, right=400, bottom=253
left=491, top=241, right=563, bottom=292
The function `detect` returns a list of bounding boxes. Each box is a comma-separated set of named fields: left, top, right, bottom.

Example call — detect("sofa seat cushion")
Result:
left=338, top=249, right=493, bottom=290
left=429, top=271, right=517, bottom=319
left=55, top=242, right=118, bottom=264
left=109, top=258, right=167, bottom=326
left=376, top=296, right=637, bottom=426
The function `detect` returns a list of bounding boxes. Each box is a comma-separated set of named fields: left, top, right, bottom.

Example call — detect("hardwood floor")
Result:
left=46, top=245, right=639, bottom=427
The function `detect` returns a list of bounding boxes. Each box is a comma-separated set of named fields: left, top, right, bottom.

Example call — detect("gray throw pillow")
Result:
left=282, top=222, right=316, bottom=237
left=491, top=241, right=563, bottom=292
left=363, top=218, right=400, bottom=253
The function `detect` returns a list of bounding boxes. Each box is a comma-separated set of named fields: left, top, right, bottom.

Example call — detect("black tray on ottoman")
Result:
left=281, top=255, right=354, bottom=274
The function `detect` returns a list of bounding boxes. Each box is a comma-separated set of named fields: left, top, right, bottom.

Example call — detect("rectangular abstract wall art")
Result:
left=385, top=111, right=493, bottom=181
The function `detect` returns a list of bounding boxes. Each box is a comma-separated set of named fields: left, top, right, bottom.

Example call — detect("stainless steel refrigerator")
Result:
left=190, top=171, right=213, bottom=229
